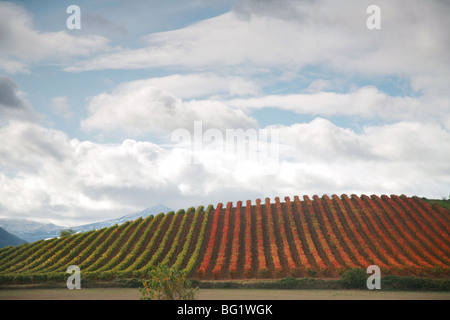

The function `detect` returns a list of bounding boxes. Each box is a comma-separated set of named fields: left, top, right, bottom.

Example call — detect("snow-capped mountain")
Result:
left=0, top=218, right=65, bottom=243
left=0, top=204, right=173, bottom=243
left=69, top=205, right=173, bottom=233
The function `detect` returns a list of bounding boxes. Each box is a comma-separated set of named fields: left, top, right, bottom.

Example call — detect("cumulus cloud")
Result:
left=0, top=121, right=71, bottom=173
left=1, top=117, right=450, bottom=226
left=0, top=75, right=38, bottom=121
left=277, top=118, right=450, bottom=163
left=276, top=118, right=371, bottom=161
left=271, top=118, right=450, bottom=197
left=81, top=79, right=258, bottom=136
left=0, top=121, right=166, bottom=224
left=0, top=1, right=110, bottom=73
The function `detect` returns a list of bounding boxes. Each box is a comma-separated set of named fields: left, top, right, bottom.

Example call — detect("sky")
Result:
left=1, top=0, right=450, bottom=227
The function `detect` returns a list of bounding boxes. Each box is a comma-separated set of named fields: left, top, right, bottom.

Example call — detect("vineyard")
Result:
left=0, top=194, right=449, bottom=283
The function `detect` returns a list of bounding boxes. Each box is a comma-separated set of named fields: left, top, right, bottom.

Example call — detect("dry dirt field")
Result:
left=0, top=288, right=449, bottom=300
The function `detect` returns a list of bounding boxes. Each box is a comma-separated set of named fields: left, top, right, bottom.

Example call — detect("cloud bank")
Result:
left=2, top=116, right=449, bottom=225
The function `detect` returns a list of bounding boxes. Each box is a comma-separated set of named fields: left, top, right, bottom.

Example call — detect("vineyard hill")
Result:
left=0, top=194, right=449, bottom=283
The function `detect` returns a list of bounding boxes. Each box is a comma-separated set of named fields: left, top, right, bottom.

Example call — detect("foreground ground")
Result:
left=0, top=288, right=449, bottom=300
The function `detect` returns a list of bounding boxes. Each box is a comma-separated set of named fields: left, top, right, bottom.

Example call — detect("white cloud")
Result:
left=276, top=118, right=370, bottom=161
left=0, top=121, right=72, bottom=173
left=272, top=118, right=450, bottom=197
left=0, top=1, right=110, bottom=73
left=63, top=0, right=450, bottom=127
left=81, top=79, right=258, bottom=136
left=1, top=117, right=449, bottom=226
left=225, top=86, right=430, bottom=121
left=0, top=121, right=169, bottom=224
left=0, top=75, right=39, bottom=121
left=66, top=0, right=450, bottom=78
left=277, top=118, right=450, bottom=163
left=71, top=138, right=169, bottom=189
left=125, top=73, right=260, bottom=99
left=81, top=80, right=446, bottom=138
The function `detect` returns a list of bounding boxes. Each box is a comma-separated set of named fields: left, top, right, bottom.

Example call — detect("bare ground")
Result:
left=0, top=288, right=449, bottom=300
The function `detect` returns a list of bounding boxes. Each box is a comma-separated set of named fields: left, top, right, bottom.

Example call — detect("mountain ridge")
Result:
left=0, top=227, right=27, bottom=248
left=0, top=204, right=173, bottom=243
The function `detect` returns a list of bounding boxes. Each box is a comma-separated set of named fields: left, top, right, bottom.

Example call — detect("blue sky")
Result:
left=1, top=0, right=449, bottom=226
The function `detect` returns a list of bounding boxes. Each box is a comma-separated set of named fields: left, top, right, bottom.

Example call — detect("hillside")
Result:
left=0, top=194, right=449, bottom=284
left=0, top=219, right=65, bottom=243
left=0, top=205, right=172, bottom=243
left=0, top=227, right=27, bottom=248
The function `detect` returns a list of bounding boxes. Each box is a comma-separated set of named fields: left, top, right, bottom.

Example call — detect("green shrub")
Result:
left=278, top=276, right=299, bottom=289
left=59, top=229, right=75, bottom=237
left=382, top=276, right=450, bottom=291
left=140, top=265, right=198, bottom=300
left=341, top=268, right=367, bottom=289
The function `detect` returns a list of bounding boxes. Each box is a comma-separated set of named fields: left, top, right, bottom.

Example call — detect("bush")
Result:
left=278, top=276, right=299, bottom=289
left=341, top=268, right=367, bottom=289
left=60, top=229, right=75, bottom=237
left=140, top=265, right=198, bottom=300
left=382, top=276, right=450, bottom=291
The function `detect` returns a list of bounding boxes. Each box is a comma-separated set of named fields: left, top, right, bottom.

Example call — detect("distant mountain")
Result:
left=70, top=205, right=173, bottom=233
left=0, top=218, right=65, bottom=243
left=0, top=227, right=27, bottom=248
left=0, top=205, right=173, bottom=243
